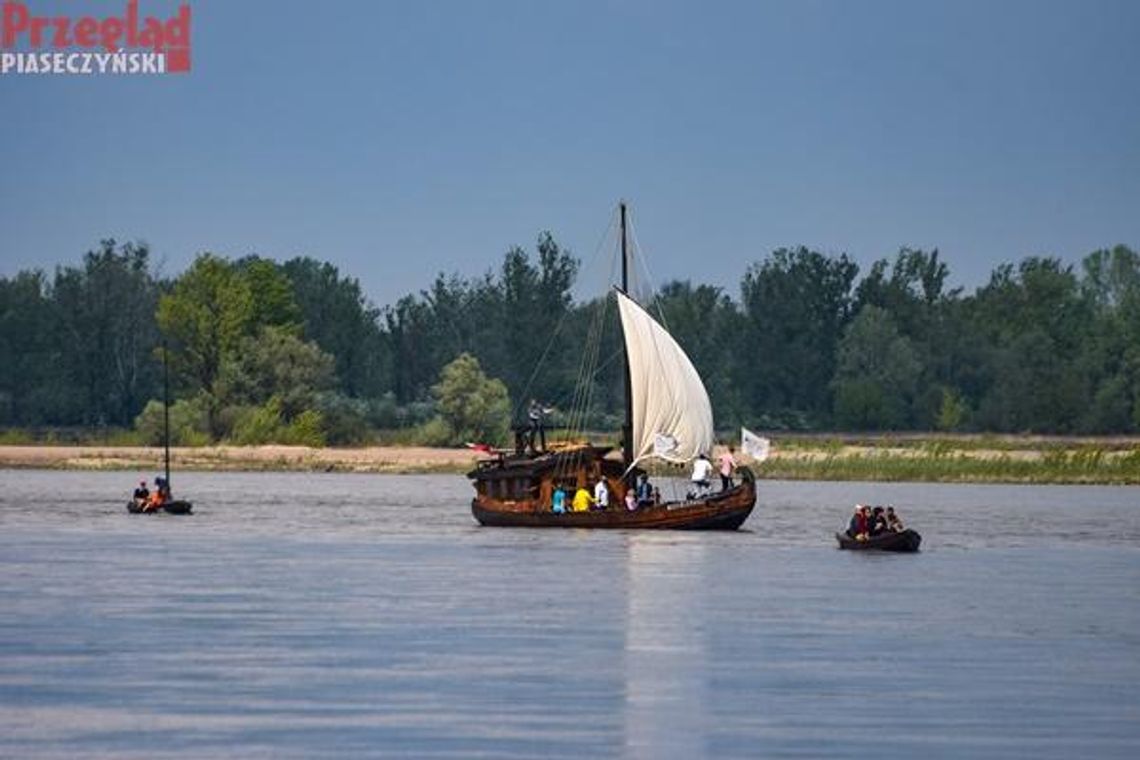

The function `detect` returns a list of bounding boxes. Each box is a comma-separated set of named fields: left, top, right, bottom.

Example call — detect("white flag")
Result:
left=741, top=428, right=770, bottom=462
left=653, top=433, right=679, bottom=458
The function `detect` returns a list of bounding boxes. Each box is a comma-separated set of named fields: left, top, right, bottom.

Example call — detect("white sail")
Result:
left=616, top=290, right=715, bottom=467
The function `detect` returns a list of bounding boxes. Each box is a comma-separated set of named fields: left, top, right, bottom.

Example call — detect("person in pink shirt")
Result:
left=718, top=445, right=737, bottom=491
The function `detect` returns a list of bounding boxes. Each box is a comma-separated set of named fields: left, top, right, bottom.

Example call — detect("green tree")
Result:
left=236, top=256, right=302, bottom=333
left=853, top=248, right=967, bottom=427
left=134, top=397, right=210, bottom=446
left=855, top=248, right=951, bottom=330
left=1082, top=244, right=1140, bottom=313
left=282, top=257, right=387, bottom=398
left=970, top=258, right=1091, bottom=432
left=217, top=326, right=336, bottom=419
left=230, top=396, right=286, bottom=445
left=486, top=232, right=579, bottom=413
left=1078, top=245, right=1140, bottom=432
left=1084, top=373, right=1134, bottom=433
left=740, top=247, right=859, bottom=427
left=935, top=387, right=969, bottom=432
left=380, top=232, right=579, bottom=423
left=832, top=306, right=921, bottom=429
left=229, top=398, right=327, bottom=447
left=383, top=294, right=437, bottom=404
left=976, top=329, right=1084, bottom=432
left=51, top=241, right=161, bottom=426
left=157, top=254, right=254, bottom=405
left=157, top=253, right=304, bottom=434
left=0, top=270, right=56, bottom=425
left=431, top=353, right=511, bottom=445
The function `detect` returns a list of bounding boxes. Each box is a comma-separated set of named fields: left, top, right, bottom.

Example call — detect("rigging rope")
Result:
left=513, top=208, right=619, bottom=427
left=625, top=212, right=670, bottom=332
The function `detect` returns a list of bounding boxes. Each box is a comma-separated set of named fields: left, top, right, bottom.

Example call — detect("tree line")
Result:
left=1, top=236, right=1138, bottom=444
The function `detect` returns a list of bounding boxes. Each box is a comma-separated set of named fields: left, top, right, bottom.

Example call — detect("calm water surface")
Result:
left=1, top=471, right=1138, bottom=759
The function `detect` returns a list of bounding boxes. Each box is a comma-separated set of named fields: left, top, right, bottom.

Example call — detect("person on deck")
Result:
left=718, top=445, right=737, bottom=491
left=886, top=506, right=904, bottom=532
left=624, top=489, right=637, bottom=511
left=552, top=484, right=567, bottom=514
left=132, top=480, right=150, bottom=508
left=636, top=474, right=653, bottom=508
left=527, top=399, right=552, bottom=452
left=853, top=504, right=872, bottom=540
left=593, top=478, right=609, bottom=511
left=146, top=478, right=167, bottom=512
left=572, top=486, right=594, bottom=512
left=847, top=505, right=864, bottom=539
left=690, top=453, right=713, bottom=496
left=870, top=506, right=887, bottom=536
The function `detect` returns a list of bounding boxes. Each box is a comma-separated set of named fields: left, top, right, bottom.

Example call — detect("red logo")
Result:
left=1, top=0, right=191, bottom=75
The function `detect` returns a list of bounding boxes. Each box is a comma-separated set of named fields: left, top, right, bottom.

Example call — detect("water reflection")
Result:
left=624, top=533, right=707, bottom=759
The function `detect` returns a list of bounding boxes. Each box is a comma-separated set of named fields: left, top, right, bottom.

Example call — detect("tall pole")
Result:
left=620, top=201, right=634, bottom=471
left=163, top=340, right=171, bottom=492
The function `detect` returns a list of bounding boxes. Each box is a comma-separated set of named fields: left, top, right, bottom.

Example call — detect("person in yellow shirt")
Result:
left=571, top=486, right=595, bottom=512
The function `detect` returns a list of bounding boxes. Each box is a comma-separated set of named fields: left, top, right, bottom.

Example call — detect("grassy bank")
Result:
left=645, top=434, right=1140, bottom=485
left=1, top=436, right=1138, bottom=484
left=753, top=442, right=1140, bottom=485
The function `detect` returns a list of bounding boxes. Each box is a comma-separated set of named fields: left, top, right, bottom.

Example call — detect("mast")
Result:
left=620, top=201, right=634, bottom=470
left=163, top=340, right=171, bottom=491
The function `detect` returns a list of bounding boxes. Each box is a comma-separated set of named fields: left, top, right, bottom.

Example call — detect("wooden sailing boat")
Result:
left=127, top=342, right=193, bottom=515
left=469, top=203, right=756, bottom=529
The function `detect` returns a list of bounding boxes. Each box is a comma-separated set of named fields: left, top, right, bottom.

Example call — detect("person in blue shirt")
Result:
left=552, top=484, right=567, bottom=514
left=636, top=474, right=653, bottom=507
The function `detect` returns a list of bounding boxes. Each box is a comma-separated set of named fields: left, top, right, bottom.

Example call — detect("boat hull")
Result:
left=835, top=529, right=921, bottom=552
left=126, top=500, right=193, bottom=515
left=472, top=468, right=756, bottom=530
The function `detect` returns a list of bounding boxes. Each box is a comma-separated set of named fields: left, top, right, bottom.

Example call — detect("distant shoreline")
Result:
left=0, top=445, right=481, bottom=474
left=1, top=439, right=1137, bottom=484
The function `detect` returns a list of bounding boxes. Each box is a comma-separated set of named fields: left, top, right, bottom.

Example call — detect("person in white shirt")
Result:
left=593, top=478, right=609, bottom=510
left=690, top=453, right=713, bottom=496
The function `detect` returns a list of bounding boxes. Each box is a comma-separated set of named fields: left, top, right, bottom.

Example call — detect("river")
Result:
left=1, top=471, right=1138, bottom=758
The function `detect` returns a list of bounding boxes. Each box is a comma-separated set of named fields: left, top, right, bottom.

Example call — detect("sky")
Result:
left=2, top=0, right=1138, bottom=308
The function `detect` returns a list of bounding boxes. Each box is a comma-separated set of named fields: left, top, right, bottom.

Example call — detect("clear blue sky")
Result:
left=2, top=0, right=1138, bottom=308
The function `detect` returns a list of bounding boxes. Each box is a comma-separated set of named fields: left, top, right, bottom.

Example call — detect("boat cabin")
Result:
left=469, top=445, right=635, bottom=512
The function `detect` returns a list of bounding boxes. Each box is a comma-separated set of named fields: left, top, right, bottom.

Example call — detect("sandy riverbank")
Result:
left=0, top=445, right=484, bottom=474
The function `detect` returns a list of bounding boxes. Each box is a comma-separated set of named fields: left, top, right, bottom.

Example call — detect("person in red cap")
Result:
left=846, top=504, right=867, bottom=539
